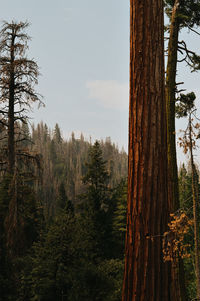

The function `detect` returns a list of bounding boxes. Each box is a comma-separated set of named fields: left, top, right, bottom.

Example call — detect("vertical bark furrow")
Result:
left=122, top=1, right=173, bottom=300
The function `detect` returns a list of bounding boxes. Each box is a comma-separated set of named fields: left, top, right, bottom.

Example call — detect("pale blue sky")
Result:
left=1, top=0, right=129, bottom=150
left=175, top=27, right=200, bottom=165
left=1, top=1, right=200, bottom=163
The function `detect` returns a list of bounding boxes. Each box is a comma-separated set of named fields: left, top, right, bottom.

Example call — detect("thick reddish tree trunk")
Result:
left=122, top=1, right=174, bottom=300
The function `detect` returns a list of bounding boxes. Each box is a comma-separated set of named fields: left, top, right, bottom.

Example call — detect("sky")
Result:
left=1, top=0, right=129, bottom=151
left=1, top=1, right=200, bottom=163
left=175, top=27, right=200, bottom=165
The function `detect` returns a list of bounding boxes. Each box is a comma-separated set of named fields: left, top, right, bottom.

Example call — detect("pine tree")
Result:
left=82, top=140, right=109, bottom=207
left=53, top=123, right=62, bottom=144
left=56, top=182, right=74, bottom=214
left=80, top=140, right=111, bottom=260
left=112, top=179, right=127, bottom=258
left=29, top=211, right=77, bottom=301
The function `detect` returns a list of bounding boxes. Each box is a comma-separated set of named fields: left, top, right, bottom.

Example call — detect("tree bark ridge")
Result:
left=122, top=1, right=174, bottom=300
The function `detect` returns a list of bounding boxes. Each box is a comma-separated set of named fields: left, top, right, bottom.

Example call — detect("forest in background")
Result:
left=0, top=20, right=130, bottom=301
left=0, top=118, right=199, bottom=300
left=30, top=122, right=127, bottom=218
left=0, top=120, right=128, bottom=300
left=1, top=0, right=200, bottom=300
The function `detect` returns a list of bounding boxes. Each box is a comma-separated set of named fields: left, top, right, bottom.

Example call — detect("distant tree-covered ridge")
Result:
left=30, top=122, right=128, bottom=219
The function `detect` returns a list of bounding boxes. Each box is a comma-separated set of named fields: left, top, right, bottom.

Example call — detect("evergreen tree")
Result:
left=53, top=123, right=62, bottom=144
left=82, top=140, right=109, bottom=208
left=29, top=211, right=77, bottom=301
left=179, top=164, right=192, bottom=213
left=80, top=140, right=111, bottom=260
left=112, top=179, right=127, bottom=258
left=178, top=165, right=196, bottom=299
left=56, top=182, right=74, bottom=214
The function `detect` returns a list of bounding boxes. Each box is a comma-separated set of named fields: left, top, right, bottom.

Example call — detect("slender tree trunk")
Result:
left=8, top=81, right=15, bottom=174
left=8, top=35, right=15, bottom=174
left=166, top=1, right=180, bottom=212
left=6, top=34, right=18, bottom=259
left=122, top=1, right=174, bottom=300
left=188, top=114, right=200, bottom=300
left=166, top=2, right=187, bottom=300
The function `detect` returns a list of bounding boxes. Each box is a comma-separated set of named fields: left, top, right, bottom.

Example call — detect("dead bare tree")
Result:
left=0, top=21, right=43, bottom=258
left=0, top=21, right=43, bottom=175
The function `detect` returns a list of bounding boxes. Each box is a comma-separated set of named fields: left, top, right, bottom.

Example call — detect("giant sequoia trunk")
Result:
left=122, top=1, right=176, bottom=300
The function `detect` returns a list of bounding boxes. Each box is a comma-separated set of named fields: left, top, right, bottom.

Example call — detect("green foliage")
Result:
left=0, top=109, right=127, bottom=299
left=0, top=20, right=128, bottom=301
left=0, top=176, right=12, bottom=300
left=5, top=176, right=39, bottom=257
left=23, top=209, right=124, bottom=301
left=165, top=0, right=200, bottom=28
left=31, top=123, right=128, bottom=218
left=175, top=92, right=196, bottom=118
left=165, top=1, right=200, bottom=72
left=12, top=140, right=127, bottom=301
left=0, top=175, right=41, bottom=301
left=178, top=164, right=200, bottom=300
left=183, top=255, right=196, bottom=299
left=82, top=141, right=109, bottom=208
left=113, top=179, right=127, bottom=234
left=53, top=123, right=62, bottom=144
left=190, top=52, right=200, bottom=72
left=79, top=141, right=112, bottom=259
left=179, top=164, right=192, bottom=211
left=56, top=182, right=74, bottom=215
left=29, top=212, right=77, bottom=301
left=112, top=179, right=127, bottom=258
left=95, top=259, right=124, bottom=301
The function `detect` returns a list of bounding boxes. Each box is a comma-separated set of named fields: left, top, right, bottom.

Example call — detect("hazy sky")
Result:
left=1, top=1, right=200, bottom=163
left=1, top=0, right=129, bottom=150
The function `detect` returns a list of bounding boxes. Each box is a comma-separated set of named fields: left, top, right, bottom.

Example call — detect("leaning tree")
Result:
left=122, top=1, right=179, bottom=300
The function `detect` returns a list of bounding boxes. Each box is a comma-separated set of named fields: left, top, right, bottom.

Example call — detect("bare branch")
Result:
left=188, top=26, right=200, bottom=36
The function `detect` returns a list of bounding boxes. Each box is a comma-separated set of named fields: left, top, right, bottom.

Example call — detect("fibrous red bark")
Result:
left=122, top=1, right=174, bottom=300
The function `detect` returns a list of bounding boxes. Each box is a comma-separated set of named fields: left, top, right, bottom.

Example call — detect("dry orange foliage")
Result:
left=163, top=212, right=193, bottom=262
